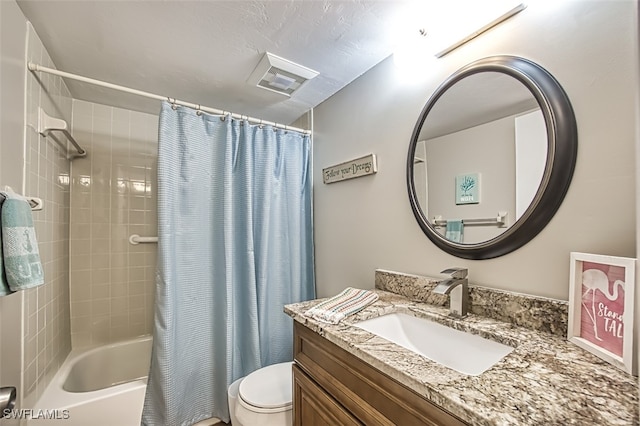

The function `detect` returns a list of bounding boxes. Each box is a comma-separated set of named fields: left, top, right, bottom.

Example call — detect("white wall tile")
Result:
left=70, top=99, right=158, bottom=347
left=22, top=23, right=72, bottom=407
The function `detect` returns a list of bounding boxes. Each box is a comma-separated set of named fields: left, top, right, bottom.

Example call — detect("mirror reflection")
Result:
left=412, top=72, right=547, bottom=244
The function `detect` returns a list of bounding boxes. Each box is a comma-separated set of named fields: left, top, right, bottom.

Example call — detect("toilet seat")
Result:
left=237, top=361, right=293, bottom=413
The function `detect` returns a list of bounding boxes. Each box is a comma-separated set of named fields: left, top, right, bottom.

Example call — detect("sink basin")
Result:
left=354, top=312, right=514, bottom=376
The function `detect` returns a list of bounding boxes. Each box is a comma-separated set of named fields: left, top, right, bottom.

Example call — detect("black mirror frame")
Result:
left=407, top=56, right=577, bottom=260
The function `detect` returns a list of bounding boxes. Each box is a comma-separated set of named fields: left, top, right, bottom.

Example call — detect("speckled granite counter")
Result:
left=285, top=270, right=639, bottom=426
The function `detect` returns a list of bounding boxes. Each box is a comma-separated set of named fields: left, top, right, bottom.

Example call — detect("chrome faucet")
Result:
left=432, top=268, right=468, bottom=318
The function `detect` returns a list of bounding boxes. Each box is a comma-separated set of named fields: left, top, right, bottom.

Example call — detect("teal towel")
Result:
left=0, top=191, right=44, bottom=291
left=445, top=220, right=464, bottom=243
left=0, top=194, right=13, bottom=296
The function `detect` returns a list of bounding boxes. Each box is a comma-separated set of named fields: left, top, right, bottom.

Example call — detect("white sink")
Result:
left=354, top=312, right=514, bottom=376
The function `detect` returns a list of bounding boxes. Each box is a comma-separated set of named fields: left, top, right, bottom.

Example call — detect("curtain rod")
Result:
left=27, top=62, right=311, bottom=135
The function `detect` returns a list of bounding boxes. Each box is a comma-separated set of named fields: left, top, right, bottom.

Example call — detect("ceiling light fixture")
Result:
left=393, top=28, right=436, bottom=78
left=435, top=3, right=527, bottom=58
left=247, top=52, right=319, bottom=97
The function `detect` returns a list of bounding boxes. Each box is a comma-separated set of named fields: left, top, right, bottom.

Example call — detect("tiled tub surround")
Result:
left=23, top=22, right=73, bottom=407
left=285, top=270, right=638, bottom=425
left=69, top=100, right=158, bottom=347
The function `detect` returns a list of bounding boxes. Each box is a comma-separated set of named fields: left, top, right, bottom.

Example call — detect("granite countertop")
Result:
left=285, top=272, right=639, bottom=426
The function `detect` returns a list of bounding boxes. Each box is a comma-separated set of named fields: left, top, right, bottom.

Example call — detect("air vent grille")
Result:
left=248, top=52, right=319, bottom=97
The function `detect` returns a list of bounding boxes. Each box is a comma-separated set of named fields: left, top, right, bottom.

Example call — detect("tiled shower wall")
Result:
left=23, top=23, right=72, bottom=406
left=69, top=100, right=158, bottom=347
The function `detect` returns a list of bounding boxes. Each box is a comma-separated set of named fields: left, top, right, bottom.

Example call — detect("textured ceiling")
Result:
left=17, top=0, right=417, bottom=125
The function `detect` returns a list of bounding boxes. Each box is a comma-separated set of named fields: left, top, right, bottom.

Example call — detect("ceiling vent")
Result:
left=247, top=52, right=319, bottom=97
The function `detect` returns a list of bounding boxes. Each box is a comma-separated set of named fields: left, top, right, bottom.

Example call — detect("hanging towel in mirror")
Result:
left=445, top=220, right=464, bottom=243
left=305, top=287, right=379, bottom=324
left=0, top=191, right=44, bottom=291
left=0, top=194, right=13, bottom=296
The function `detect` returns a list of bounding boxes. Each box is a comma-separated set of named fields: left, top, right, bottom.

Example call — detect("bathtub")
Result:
left=29, top=336, right=152, bottom=426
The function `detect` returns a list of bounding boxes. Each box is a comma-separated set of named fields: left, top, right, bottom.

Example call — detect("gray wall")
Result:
left=313, top=0, right=637, bottom=300
left=0, top=0, right=26, bottom=191
left=634, top=0, right=640, bottom=394
left=425, top=114, right=516, bottom=243
left=0, top=1, right=28, bottom=417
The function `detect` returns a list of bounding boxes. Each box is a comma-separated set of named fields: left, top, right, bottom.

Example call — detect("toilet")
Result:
left=228, top=361, right=293, bottom=426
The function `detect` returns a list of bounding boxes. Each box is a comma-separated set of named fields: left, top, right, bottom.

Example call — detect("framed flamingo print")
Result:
left=568, top=252, right=636, bottom=374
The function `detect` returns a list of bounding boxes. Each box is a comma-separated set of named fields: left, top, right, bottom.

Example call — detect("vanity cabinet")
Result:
left=293, top=364, right=361, bottom=425
left=293, top=322, right=468, bottom=426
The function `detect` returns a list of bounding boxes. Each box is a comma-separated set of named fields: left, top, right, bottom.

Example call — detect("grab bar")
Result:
left=129, top=234, right=158, bottom=245
left=432, top=212, right=508, bottom=228
left=38, top=108, right=86, bottom=159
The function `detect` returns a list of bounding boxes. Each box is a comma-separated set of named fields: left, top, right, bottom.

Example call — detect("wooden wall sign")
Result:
left=323, top=154, right=377, bottom=184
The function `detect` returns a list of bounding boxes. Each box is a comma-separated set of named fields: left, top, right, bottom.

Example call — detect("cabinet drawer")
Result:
left=294, top=322, right=468, bottom=426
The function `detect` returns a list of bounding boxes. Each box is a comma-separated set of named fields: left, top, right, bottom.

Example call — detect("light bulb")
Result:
left=393, top=29, right=436, bottom=79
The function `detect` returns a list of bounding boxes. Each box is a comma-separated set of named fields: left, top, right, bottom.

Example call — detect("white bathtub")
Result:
left=29, top=336, right=152, bottom=426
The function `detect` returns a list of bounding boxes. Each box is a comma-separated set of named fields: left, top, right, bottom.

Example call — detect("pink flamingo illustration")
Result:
left=581, top=269, right=624, bottom=341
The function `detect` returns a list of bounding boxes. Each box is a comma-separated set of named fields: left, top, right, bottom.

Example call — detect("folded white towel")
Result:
left=305, top=287, right=379, bottom=324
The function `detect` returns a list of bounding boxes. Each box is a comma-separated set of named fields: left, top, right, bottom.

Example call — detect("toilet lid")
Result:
left=238, top=361, right=293, bottom=410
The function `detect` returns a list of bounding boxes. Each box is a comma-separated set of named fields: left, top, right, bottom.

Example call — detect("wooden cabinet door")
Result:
left=293, top=364, right=362, bottom=426
left=294, top=322, right=468, bottom=426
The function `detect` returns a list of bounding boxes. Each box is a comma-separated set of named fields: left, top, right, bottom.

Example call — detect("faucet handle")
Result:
left=440, top=267, right=468, bottom=279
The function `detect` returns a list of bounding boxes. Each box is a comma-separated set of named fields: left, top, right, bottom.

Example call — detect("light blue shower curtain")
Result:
left=142, top=102, right=315, bottom=425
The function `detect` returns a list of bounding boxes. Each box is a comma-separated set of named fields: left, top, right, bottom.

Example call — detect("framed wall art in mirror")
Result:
left=407, top=56, right=577, bottom=259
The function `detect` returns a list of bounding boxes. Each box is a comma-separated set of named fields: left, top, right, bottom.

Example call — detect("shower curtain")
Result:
left=142, top=102, right=315, bottom=425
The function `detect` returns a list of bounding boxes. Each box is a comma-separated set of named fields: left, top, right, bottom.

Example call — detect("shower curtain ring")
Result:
left=220, top=111, right=226, bottom=121
left=169, top=98, right=177, bottom=110
left=196, top=104, right=202, bottom=116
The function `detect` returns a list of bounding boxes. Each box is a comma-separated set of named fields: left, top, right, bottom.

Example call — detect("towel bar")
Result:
left=432, top=212, right=508, bottom=228
left=1, top=186, right=43, bottom=211
left=38, top=108, right=86, bottom=159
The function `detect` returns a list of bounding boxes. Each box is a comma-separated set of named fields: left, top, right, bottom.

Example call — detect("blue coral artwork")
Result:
left=455, top=173, right=480, bottom=205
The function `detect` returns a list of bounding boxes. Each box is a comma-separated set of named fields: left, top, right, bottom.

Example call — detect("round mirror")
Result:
left=407, top=56, right=577, bottom=259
